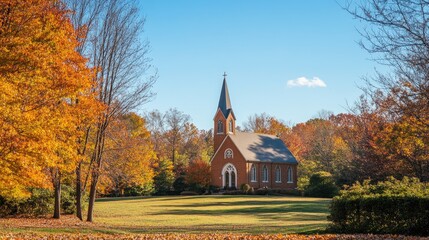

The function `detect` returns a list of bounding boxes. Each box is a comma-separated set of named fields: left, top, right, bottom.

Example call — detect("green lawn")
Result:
left=0, top=195, right=331, bottom=235
left=93, top=195, right=331, bottom=234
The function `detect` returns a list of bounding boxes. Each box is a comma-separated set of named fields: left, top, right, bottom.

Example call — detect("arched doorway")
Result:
left=222, top=163, right=237, bottom=189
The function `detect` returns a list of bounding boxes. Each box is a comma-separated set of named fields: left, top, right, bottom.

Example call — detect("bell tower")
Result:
left=214, top=73, right=236, bottom=152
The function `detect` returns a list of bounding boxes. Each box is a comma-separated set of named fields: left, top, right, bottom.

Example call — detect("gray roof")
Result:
left=217, top=77, right=235, bottom=119
left=229, top=132, right=298, bottom=164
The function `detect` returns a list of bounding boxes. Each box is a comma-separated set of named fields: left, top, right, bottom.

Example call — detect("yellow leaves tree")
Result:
left=373, top=116, right=429, bottom=180
left=0, top=0, right=98, bottom=218
left=100, top=113, right=157, bottom=196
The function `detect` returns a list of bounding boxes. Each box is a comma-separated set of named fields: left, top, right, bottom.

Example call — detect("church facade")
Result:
left=210, top=76, right=298, bottom=190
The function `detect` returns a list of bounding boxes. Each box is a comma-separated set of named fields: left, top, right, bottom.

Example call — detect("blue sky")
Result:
left=138, top=1, right=382, bottom=130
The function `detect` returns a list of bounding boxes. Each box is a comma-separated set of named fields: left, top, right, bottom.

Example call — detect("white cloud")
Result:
left=287, top=77, right=327, bottom=88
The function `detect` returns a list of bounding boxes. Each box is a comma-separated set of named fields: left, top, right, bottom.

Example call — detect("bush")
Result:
left=277, top=189, right=302, bottom=196
left=240, top=184, right=251, bottom=194
left=173, top=176, right=187, bottom=193
left=180, top=191, right=198, bottom=196
left=255, top=187, right=269, bottom=195
left=328, top=177, right=429, bottom=235
left=305, top=171, right=339, bottom=198
left=124, top=184, right=154, bottom=196
left=209, top=185, right=220, bottom=194
left=61, top=185, right=76, bottom=214
left=222, top=190, right=243, bottom=195
left=0, top=185, right=89, bottom=217
left=0, top=188, right=52, bottom=217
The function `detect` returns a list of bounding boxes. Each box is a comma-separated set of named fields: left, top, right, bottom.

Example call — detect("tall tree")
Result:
left=65, top=0, right=105, bottom=220
left=0, top=0, right=97, bottom=219
left=100, top=113, right=156, bottom=196
left=66, top=0, right=156, bottom=221
left=146, top=109, right=191, bottom=172
left=164, top=108, right=191, bottom=168
left=346, top=0, right=429, bottom=181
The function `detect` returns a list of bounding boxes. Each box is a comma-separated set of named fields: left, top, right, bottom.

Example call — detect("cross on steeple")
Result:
left=223, top=72, right=227, bottom=79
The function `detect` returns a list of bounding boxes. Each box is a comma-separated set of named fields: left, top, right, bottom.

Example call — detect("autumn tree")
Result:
left=0, top=0, right=97, bottom=219
left=145, top=109, right=203, bottom=173
left=243, top=113, right=358, bottom=187
left=185, top=159, right=211, bottom=193
left=346, top=0, right=429, bottom=181
left=100, top=113, right=156, bottom=196
left=145, top=109, right=214, bottom=192
left=66, top=0, right=156, bottom=221
left=243, top=113, right=273, bottom=134
left=164, top=108, right=191, bottom=170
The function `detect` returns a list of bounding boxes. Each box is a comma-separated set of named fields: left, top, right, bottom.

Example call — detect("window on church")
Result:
left=287, top=167, right=293, bottom=183
left=229, top=119, right=233, bottom=133
left=262, top=165, right=268, bottom=182
left=217, top=120, right=223, bottom=133
left=224, top=149, right=233, bottom=159
left=275, top=166, right=281, bottom=183
left=250, top=164, right=257, bottom=182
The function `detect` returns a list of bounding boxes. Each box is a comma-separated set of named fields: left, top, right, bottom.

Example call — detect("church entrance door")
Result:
left=222, top=163, right=237, bottom=189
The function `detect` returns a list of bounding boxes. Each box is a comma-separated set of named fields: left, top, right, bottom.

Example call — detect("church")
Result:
left=210, top=75, right=298, bottom=190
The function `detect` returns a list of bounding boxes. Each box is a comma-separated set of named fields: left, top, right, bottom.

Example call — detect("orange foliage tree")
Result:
left=0, top=0, right=96, bottom=200
left=0, top=0, right=99, bottom=219
left=99, top=113, right=157, bottom=196
left=185, top=159, right=211, bottom=192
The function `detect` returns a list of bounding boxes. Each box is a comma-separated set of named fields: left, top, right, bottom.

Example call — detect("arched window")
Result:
left=224, top=149, right=233, bottom=159
left=275, top=166, right=281, bottom=183
left=229, top=119, right=233, bottom=132
left=287, top=167, right=293, bottom=183
left=250, top=164, right=257, bottom=182
left=262, top=165, right=268, bottom=182
left=217, top=120, right=223, bottom=133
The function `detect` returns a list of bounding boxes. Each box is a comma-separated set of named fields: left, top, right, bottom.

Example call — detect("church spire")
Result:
left=218, top=72, right=232, bottom=118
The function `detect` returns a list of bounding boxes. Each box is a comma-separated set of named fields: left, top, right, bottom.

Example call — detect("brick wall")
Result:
left=247, top=162, right=297, bottom=190
left=210, top=136, right=247, bottom=188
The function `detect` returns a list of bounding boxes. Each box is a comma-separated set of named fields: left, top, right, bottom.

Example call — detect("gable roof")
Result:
left=229, top=132, right=298, bottom=164
left=217, top=77, right=236, bottom=119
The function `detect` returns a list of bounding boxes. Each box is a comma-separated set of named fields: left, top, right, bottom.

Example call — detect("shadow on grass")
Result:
left=96, top=196, right=148, bottom=202
left=152, top=198, right=330, bottom=226
left=96, top=195, right=207, bottom=203
left=169, top=199, right=330, bottom=208
left=156, top=200, right=330, bottom=214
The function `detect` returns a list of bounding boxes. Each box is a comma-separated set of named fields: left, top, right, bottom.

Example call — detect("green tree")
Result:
left=153, top=158, right=175, bottom=195
left=305, top=171, right=339, bottom=198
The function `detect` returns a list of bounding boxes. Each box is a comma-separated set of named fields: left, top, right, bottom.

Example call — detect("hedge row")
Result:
left=328, top=196, right=429, bottom=235
left=0, top=186, right=80, bottom=217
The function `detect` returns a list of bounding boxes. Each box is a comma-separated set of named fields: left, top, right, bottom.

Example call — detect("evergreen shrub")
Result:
left=328, top=177, right=429, bottom=236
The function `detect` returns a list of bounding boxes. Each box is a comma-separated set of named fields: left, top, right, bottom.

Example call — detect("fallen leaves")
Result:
left=0, top=216, right=427, bottom=239
left=0, top=233, right=427, bottom=240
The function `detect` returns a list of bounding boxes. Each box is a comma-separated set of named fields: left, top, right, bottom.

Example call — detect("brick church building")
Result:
left=210, top=75, right=298, bottom=190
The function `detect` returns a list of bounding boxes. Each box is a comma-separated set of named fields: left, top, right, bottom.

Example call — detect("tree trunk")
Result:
left=53, top=170, right=61, bottom=219
left=76, top=161, right=83, bottom=220
left=87, top=125, right=105, bottom=222
left=86, top=175, right=97, bottom=222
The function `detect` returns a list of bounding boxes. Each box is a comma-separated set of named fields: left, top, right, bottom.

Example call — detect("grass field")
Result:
left=0, top=195, right=331, bottom=235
